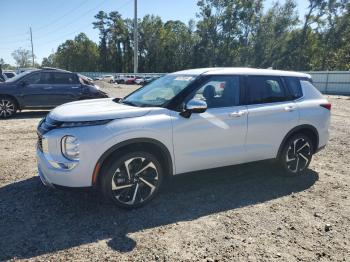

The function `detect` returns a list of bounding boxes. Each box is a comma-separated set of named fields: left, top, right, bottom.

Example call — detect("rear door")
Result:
left=50, top=72, right=82, bottom=105
left=244, top=75, right=299, bottom=161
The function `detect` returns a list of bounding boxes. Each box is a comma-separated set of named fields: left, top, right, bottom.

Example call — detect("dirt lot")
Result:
left=0, top=83, right=349, bottom=261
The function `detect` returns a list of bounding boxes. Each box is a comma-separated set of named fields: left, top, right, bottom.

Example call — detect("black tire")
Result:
left=0, top=97, right=17, bottom=119
left=100, top=151, right=163, bottom=209
left=279, top=133, right=314, bottom=176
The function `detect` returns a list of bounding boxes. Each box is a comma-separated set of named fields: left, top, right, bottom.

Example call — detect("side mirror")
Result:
left=180, top=98, right=207, bottom=118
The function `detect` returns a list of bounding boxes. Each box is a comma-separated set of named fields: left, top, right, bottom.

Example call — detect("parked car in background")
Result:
left=101, top=75, right=115, bottom=83
left=36, top=68, right=330, bottom=209
left=143, top=76, right=160, bottom=86
left=134, top=77, right=145, bottom=85
left=16, top=67, right=37, bottom=74
left=116, top=75, right=136, bottom=84
left=125, top=76, right=137, bottom=85
left=0, top=67, right=108, bottom=118
left=3, top=70, right=16, bottom=80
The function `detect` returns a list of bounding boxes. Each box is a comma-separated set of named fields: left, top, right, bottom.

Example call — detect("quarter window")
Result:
left=191, top=76, right=240, bottom=108
left=285, top=77, right=303, bottom=99
left=246, top=76, right=287, bottom=104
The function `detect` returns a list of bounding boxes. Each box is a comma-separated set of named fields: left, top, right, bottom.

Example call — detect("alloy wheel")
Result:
left=111, top=157, right=159, bottom=206
left=285, top=138, right=312, bottom=173
left=0, top=99, right=15, bottom=118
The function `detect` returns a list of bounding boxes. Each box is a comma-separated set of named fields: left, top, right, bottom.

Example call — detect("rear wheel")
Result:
left=279, top=134, right=314, bottom=175
left=100, top=151, right=163, bottom=209
left=0, top=97, right=17, bottom=119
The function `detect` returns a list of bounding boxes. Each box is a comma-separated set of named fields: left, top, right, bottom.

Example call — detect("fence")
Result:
left=79, top=71, right=350, bottom=96
left=305, top=71, right=350, bottom=95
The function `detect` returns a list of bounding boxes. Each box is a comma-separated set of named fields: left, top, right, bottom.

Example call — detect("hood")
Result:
left=49, top=98, right=152, bottom=122
left=0, top=82, right=15, bottom=88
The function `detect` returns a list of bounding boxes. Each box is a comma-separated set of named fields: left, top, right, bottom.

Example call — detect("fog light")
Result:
left=42, top=137, right=49, bottom=154
left=61, top=136, right=80, bottom=161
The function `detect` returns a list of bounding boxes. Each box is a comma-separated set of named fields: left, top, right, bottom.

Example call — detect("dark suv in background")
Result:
left=0, top=68, right=108, bottom=118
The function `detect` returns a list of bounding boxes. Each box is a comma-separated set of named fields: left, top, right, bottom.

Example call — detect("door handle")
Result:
left=284, top=106, right=296, bottom=112
left=43, top=86, right=53, bottom=90
left=229, top=110, right=246, bottom=118
left=71, top=86, right=80, bottom=89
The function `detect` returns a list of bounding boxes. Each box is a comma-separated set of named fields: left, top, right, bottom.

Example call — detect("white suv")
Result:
left=36, top=68, right=331, bottom=208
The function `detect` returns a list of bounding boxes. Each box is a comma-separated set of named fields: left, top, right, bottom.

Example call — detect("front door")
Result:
left=21, top=72, right=55, bottom=107
left=172, top=75, right=248, bottom=174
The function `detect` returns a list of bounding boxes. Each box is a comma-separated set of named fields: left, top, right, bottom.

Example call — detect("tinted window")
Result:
left=23, top=72, right=52, bottom=84
left=192, top=76, right=240, bottom=108
left=246, top=76, right=287, bottom=104
left=4, top=72, right=15, bottom=78
left=24, top=73, right=41, bottom=84
left=285, top=77, right=303, bottom=99
left=53, top=73, right=78, bottom=84
left=39, top=73, right=52, bottom=84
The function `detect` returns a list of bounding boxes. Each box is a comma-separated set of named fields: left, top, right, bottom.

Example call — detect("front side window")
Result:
left=24, top=73, right=42, bottom=84
left=23, top=72, right=52, bottom=85
left=190, top=75, right=241, bottom=108
left=53, top=73, right=78, bottom=84
left=121, top=74, right=196, bottom=107
left=246, top=76, right=287, bottom=104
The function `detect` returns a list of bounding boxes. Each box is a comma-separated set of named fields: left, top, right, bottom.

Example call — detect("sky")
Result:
left=0, top=0, right=309, bottom=65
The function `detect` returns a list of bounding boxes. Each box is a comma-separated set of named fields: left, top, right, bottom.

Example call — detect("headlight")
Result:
left=61, top=136, right=80, bottom=161
left=60, top=119, right=111, bottom=128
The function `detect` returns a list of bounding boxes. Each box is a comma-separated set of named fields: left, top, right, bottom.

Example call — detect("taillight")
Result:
left=320, top=103, right=331, bottom=110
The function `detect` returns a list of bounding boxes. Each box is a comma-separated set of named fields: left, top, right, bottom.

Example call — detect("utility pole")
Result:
left=30, top=27, right=34, bottom=67
left=133, top=0, right=138, bottom=73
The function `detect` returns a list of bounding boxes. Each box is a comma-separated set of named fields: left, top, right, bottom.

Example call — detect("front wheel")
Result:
left=100, top=151, right=163, bottom=209
left=0, top=97, right=17, bottom=119
left=279, top=134, right=314, bottom=175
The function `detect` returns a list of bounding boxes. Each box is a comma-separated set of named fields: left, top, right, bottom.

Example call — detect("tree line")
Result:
left=5, top=0, right=350, bottom=72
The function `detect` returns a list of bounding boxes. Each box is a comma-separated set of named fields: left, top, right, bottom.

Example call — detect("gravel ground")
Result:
left=0, top=83, right=349, bottom=261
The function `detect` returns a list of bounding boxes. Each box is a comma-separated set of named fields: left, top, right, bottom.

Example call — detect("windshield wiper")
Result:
left=120, top=100, right=138, bottom=107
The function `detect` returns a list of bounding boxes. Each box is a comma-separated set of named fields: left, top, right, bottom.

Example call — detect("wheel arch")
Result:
left=277, top=124, right=319, bottom=159
left=0, top=94, right=21, bottom=109
left=92, top=138, right=174, bottom=186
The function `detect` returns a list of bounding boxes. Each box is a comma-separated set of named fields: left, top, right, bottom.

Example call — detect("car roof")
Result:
left=171, top=67, right=311, bottom=79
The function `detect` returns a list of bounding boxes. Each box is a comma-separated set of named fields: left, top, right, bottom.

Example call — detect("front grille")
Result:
left=37, top=134, right=43, bottom=151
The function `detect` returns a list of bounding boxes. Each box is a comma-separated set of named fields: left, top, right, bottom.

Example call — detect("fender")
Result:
left=92, top=138, right=174, bottom=185
left=276, top=124, right=319, bottom=159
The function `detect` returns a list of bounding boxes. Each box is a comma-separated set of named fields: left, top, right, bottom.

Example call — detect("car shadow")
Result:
left=11, top=110, right=50, bottom=119
left=0, top=162, right=318, bottom=260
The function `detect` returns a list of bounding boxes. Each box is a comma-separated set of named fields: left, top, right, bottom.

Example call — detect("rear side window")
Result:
left=285, top=77, right=303, bottom=99
left=246, top=76, right=287, bottom=104
left=53, top=73, right=78, bottom=84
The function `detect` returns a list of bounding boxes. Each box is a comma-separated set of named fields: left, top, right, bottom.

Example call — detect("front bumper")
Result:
left=36, top=146, right=93, bottom=188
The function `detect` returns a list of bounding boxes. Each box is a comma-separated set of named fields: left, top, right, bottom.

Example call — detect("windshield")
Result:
left=121, top=74, right=197, bottom=107
left=5, top=70, right=36, bottom=83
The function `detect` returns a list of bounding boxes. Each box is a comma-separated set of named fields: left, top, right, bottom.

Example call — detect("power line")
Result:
left=34, top=0, right=88, bottom=32
left=35, top=0, right=133, bottom=48
left=34, top=0, right=109, bottom=40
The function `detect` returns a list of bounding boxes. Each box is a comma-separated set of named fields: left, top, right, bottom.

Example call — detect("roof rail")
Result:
left=40, top=67, right=71, bottom=73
